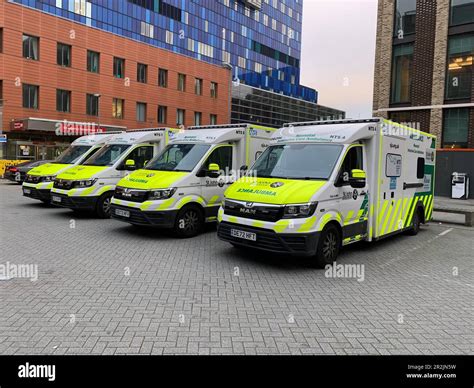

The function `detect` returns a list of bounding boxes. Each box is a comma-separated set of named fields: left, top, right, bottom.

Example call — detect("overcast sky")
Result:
left=300, top=0, right=378, bottom=118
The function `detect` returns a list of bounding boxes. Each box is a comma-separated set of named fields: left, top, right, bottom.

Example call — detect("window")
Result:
left=112, top=98, right=124, bottom=119
left=0, top=28, right=3, bottom=53
left=445, top=34, right=474, bottom=100
left=136, top=102, right=147, bottom=122
left=210, top=114, right=217, bottom=125
left=22, top=34, right=39, bottom=60
left=195, top=78, right=203, bottom=95
left=210, top=82, right=218, bottom=98
left=394, top=0, right=416, bottom=37
left=442, top=108, right=469, bottom=148
left=57, top=43, right=71, bottom=67
left=391, top=44, right=413, bottom=103
left=87, top=50, right=100, bottom=73
left=86, top=94, right=99, bottom=116
left=194, top=112, right=202, bottom=126
left=114, top=57, right=125, bottom=79
left=125, top=146, right=154, bottom=170
left=203, top=146, right=233, bottom=173
left=451, top=0, right=474, bottom=26
left=56, top=89, right=71, bottom=113
left=146, top=144, right=211, bottom=172
left=158, top=68, right=168, bottom=87
left=177, top=73, right=186, bottom=92
left=338, top=146, right=364, bottom=185
left=158, top=106, right=167, bottom=124
left=22, top=84, right=39, bottom=109
left=176, top=109, right=185, bottom=126
left=137, top=63, right=148, bottom=83
left=416, top=158, right=425, bottom=179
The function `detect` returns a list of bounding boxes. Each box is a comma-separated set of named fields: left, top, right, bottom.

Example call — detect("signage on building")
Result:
left=0, top=135, right=7, bottom=143
left=12, top=121, right=25, bottom=131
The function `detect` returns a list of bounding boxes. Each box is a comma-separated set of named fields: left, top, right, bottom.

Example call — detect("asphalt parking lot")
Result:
left=0, top=181, right=472, bottom=355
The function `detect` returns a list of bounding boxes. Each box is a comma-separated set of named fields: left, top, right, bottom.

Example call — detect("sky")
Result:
left=300, top=0, right=378, bottom=118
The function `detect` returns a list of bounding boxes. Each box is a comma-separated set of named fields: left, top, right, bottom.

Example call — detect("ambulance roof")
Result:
left=171, top=127, right=247, bottom=144
left=276, top=118, right=382, bottom=144
left=108, top=128, right=170, bottom=145
left=71, top=132, right=124, bottom=146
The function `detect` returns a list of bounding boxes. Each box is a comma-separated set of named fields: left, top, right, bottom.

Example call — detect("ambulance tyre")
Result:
left=408, top=207, right=422, bottom=236
left=315, top=224, right=341, bottom=268
left=174, top=205, right=204, bottom=238
left=96, top=192, right=113, bottom=219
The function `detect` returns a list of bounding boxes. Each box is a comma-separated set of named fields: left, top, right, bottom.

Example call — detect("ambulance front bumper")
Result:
left=50, top=193, right=98, bottom=210
left=22, top=183, right=53, bottom=202
left=217, top=221, right=320, bottom=257
left=110, top=204, right=178, bottom=228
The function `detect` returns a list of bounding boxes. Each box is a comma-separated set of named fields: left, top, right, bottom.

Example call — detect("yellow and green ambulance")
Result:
left=22, top=132, right=120, bottom=204
left=50, top=128, right=177, bottom=218
left=110, top=124, right=274, bottom=237
left=217, top=118, right=437, bottom=267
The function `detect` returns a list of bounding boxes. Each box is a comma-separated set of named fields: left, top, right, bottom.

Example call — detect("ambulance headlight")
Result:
left=148, top=188, right=177, bottom=200
left=73, top=179, right=97, bottom=188
left=41, top=175, right=57, bottom=182
left=283, top=202, right=318, bottom=219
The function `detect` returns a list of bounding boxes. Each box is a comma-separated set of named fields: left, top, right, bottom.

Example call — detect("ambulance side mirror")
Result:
left=124, top=159, right=137, bottom=171
left=349, top=169, right=366, bottom=189
left=240, top=165, right=249, bottom=175
left=207, top=163, right=221, bottom=178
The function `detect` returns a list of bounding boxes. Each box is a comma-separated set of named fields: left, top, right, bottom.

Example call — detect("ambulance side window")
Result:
left=337, top=146, right=363, bottom=186
left=417, top=157, right=425, bottom=179
left=204, top=146, right=233, bottom=175
left=126, top=146, right=154, bottom=169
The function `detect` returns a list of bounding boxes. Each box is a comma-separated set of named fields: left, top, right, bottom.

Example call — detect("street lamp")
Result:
left=222, top=62, right=235, bottom=124
left=93, top=93, right=101, bottom=132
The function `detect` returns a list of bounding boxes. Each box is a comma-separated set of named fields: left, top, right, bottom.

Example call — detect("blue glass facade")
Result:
left=12, top=0, right=317, bottom=102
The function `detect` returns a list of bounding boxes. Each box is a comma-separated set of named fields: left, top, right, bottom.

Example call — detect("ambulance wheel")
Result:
left=408, top=208, right=422, bottom=236
left=315, top=224, right=341, bottom=268
left=174, top=205, right=204, bottom=238
left=96, top=192, right=113, bottom=219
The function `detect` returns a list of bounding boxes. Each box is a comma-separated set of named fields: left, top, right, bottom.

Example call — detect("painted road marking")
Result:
left=438, top=228, right=453, bottom=237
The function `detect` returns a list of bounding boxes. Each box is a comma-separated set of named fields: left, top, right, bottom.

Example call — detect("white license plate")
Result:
left=231, top=229, right=257, bottom=241
left=23, top=189, right=31, bottom=194
left=115, top=209, right=130, bottom=218
left=52, top=196, right=62, bottom=203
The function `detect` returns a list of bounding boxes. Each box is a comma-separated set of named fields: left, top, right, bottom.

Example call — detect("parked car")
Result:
left=5, top=160, right=53, bottom=183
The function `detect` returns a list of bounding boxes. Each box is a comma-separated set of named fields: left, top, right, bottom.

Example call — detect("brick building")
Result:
left=0, top=0, right=230, bottom=160
left=373, top=0, right=474, bottom=198
left=373, top=0, right=474, bottom=149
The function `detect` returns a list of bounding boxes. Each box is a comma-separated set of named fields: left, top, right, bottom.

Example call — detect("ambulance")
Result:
left=110, top=124, right=275, bottom=237
left=22, top=132, right=121, bottom=204
left=217, top=119, right=436, bottom=267
left=50, top=128, right=177, bottom=218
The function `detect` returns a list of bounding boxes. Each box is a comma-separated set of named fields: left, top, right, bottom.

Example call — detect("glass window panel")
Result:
left=391, top=43, right=413, bottom=103
left=443, top=108, right=469, bottom=148
left=451, top=0, right=474, bottom=26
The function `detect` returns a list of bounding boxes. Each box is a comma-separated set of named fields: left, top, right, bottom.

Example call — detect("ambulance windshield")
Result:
left=253, top=144, right=343, bottom=180
left=84, top=144, right=131, bottom=166
left=146, top=144, right=211, bottom=172
left=53, top=146, right=92, bottom=164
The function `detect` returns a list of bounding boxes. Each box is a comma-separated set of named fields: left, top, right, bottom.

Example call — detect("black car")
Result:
left=4, top=160, right=53, bottom=183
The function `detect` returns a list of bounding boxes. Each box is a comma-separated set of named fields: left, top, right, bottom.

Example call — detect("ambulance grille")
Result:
left=54, top=179, right=74, bottom=190
left=114, top=187, right=149, bottom=203
left=224, top=200, right=284, bottom=222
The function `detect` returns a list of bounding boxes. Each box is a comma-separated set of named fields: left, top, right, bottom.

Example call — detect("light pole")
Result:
left=222, top=62, right=234, bottom=124
left=93, top=93, right=101, bottom=133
